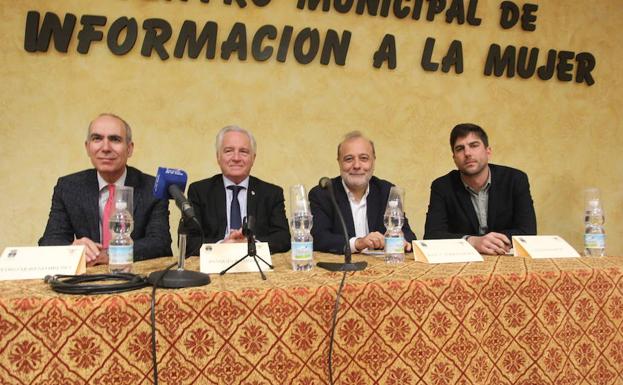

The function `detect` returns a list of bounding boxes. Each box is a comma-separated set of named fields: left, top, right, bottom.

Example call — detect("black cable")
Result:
left=327, top=271, right=347, bottom=385
left=149, top=261, right=177, bottom=385
left=150, top=226, right=203, bottom=385
left=45, top=273, right=149, bottom=294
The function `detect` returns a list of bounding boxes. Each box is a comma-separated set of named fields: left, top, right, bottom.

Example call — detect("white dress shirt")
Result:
left=341, top=179, right=370, bottom=252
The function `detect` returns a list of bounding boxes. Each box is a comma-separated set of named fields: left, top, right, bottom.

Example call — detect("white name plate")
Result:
left=200, top=242, right=272, bottom=274
left=0, top=246, right=86, bottom=280
left=512, top=236, right=580, bottom=259
left=412, top=239, right=483, bottom=264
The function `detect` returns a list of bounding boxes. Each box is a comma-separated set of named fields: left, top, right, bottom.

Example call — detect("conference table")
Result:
left=1, top=252, right=623, bottom=385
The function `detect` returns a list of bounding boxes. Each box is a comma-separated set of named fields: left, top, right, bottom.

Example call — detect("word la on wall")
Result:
left=369, top=0, right=596, bottom=86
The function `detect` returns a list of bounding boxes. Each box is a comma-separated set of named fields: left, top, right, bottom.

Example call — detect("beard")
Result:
left=342, top=172, right=372, bottom=191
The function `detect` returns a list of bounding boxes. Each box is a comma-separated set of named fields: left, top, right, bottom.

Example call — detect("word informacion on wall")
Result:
left=23, top=0, right=596, bottom=86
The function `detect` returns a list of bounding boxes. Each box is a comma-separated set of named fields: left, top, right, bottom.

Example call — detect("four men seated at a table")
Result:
left=39, top=115, right=536, bottom=264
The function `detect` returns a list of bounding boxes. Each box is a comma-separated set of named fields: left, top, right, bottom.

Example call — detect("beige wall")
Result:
left=1, top=1, right=622, bottom=254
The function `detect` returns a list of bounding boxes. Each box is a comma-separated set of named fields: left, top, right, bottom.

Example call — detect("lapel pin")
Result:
left=251, top=190, right=255, bottom=196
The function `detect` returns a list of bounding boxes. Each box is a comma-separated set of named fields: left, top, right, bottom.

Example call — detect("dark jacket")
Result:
left=184, top=174, right=291, bottom=256
left=39, top=166, right=172, bottom=261
left=424, top=164, right=537, bottom=240
left=308, top=176, right=417, bottom=254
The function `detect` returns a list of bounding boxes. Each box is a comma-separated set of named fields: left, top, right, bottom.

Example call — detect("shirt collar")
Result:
left=222, top=175, right=250, bottom=189
left=462, top=166, right=491, bottom=194
left=97, top=168, right=127, bottom=191
left=341, top=178, right=370, bottom=204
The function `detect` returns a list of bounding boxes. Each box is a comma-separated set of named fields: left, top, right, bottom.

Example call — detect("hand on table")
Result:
left=467, top=232, right=511, bottom=255
left=73, top=237, right=105, bottom=265
left=355, top=232, right=385, bottom=251
left=223, top=229, right=246, bottom=243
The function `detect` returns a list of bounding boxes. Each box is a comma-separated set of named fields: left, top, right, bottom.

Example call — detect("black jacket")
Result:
left=424, top=164, right=537, bottom=240
left=39, top=166, right=172, bottom=261
left=184, top=174, right=291, bottom=256
left=309, top=176, right=417, bottom=254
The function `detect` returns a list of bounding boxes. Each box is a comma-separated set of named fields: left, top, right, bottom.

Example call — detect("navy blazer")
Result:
left=39, top=166, right=173, bottom=261
left=308, top=176, right=417, bottom=254
left=184, top=174, right=291, bottom=256
left=424, top=164, right=537, bottom=240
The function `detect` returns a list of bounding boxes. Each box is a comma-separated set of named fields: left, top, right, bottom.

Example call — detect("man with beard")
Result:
left=424, top=123, right=537, bottom=254
left=309, top=131, right=416, bottom=254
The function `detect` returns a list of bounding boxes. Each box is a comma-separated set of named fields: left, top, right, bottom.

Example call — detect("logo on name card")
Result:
left=204, top=245, right=213, bottom=252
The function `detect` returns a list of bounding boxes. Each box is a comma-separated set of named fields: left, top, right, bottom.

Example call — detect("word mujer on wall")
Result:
left=23, top=0, right=596, bottom=86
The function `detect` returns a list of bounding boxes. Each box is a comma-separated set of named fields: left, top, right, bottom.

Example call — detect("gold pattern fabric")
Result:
left=1, top=254, right=623, bottom=384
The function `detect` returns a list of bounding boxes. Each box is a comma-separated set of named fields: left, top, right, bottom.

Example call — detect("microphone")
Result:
left=242, top=215, right=256, bottom=238
left=319, top=176, right=332, bottom=189
left=148, top=167, right=210, bottom=289
left=242, top=216, right=257, bottom=256
left=154, top=167, right=196, bottom=220
left=316, top=177, right=367, bottom=272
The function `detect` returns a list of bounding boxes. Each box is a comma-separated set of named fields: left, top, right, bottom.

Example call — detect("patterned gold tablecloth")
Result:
left=1, top=253, right=623, bottom=385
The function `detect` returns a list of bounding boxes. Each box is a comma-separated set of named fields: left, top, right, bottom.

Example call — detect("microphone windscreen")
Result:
left=247, top=215, right=256, bottom=232
left=154, top=167, right=188, bottom=199
left=319, top=177, right=331, bottom=189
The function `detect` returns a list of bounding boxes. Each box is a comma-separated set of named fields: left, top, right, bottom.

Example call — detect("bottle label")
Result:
left=385, top=236, right=405, bottom=254
left=109, top=245, right=133, bottom=264
left=584, top=233, right=605, bottom=249
left=292, top=242, right=313, bottom=260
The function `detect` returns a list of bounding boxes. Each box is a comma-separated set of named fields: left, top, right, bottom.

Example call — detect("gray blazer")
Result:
left=39, top=166, right=172, bottom=261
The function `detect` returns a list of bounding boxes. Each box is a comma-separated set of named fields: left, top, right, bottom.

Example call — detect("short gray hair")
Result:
left=337, top=130, right=375, bottom=159
left=86, top=113, right=132, bottom=143
left=215, top=125, right=257, bottom=154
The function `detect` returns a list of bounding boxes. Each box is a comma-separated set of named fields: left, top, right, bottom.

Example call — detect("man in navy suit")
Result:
left=39, top=113, right=172, bottom=264
left=424, top=123, right=536, bottom=254
left=184, top=125, right=290, bottom=256
left=309, top=131, right=416, bottom=254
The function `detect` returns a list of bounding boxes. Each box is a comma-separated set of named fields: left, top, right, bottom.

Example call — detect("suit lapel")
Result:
left=334, top=179, right=356, bottom=237
left=125, top=167, right=141, bottom=218
left=215, top=176, right=228, bottom=236
left=366, top=180, right=382, bottom=231
left=86, top=170, right=101, bottom=242
left=247, top=176, right=257, bottom=223
left=453, top=173, right=480, bottom=234
left=486, top=166, right=498, bottom=231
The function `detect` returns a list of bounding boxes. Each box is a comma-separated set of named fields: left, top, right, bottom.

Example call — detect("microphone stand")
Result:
left=147, top=217, right=211, bottom=288
left=220, top=218, right=273, bottom=280
left=316, top=179, right=367, bottom=272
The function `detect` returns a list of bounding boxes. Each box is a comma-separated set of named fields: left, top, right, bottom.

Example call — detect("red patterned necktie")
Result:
left=102, top=184, right=116, bottom=248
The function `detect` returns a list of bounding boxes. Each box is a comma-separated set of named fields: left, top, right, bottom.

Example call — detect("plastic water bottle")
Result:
left=291, top=211, right=314, bottom=271
left=584, top=198, right=605, bottom=257
left=384, top=200, right=405, bottom=264
left=108, top=201, right=134, bottom=273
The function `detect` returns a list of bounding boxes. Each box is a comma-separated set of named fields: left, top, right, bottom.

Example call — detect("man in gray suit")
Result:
left=39, top=113, right=172, bottom=264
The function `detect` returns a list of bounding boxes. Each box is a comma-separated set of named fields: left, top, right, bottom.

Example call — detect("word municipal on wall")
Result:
left=23, top=0, right=596, bottom=86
